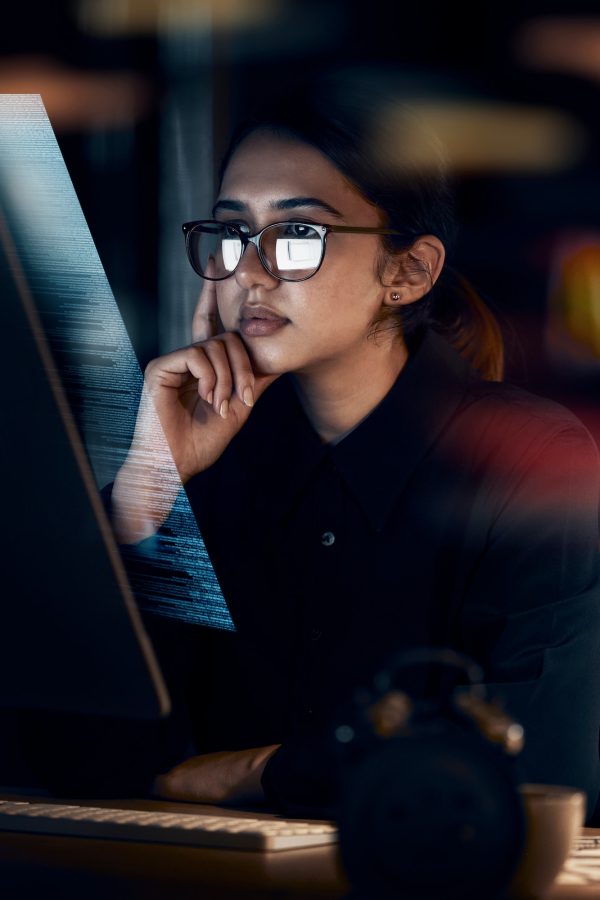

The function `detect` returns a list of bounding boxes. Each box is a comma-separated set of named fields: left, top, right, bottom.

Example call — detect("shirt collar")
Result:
left=236, top=329, right=474, bottom=531
left=330, top=329, right=474, bottom=531
left=232, top=374, right=327, bottom=524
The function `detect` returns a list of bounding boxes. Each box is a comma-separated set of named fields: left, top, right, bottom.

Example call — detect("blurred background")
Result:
left=2, top=0, right=600, bottom=441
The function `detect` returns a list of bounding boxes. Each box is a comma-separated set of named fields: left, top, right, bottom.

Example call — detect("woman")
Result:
left=112, top=72, right=600, bottom=819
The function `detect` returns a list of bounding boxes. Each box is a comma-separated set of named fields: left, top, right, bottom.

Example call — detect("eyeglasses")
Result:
left=181, top=219, right=403, bottom=283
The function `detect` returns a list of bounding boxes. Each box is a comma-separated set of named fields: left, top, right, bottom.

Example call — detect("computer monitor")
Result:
left=0, top=93, right=235, bottom=725
left=0, top=207, right=171, bottom=720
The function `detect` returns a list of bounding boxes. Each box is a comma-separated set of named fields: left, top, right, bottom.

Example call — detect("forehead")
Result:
left=219, top=131, right=379, bottom=221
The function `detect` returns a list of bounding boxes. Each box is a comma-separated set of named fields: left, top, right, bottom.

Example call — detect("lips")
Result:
left=239, top=304, right=289, bottom=337
left=240, top=304, right=287, bottom=321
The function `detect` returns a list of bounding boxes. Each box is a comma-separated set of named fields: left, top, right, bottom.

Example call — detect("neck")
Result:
left=291, top=337, right=409, bottom=444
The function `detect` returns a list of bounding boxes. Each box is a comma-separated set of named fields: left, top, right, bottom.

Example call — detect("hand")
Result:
left=112, top=263, right=279, bottom=542
left=152, top=745, right=282, bottom=805
left=142, top=270, right=279, bottom=482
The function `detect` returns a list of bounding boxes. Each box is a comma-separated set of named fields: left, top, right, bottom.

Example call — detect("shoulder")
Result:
left=422, top=328, right=590, bottom=440
left=417, top=328, right=598, bottom=469
left=448, top=376, right=600, bottom=489
left=465, top=378, right=588, bottom=434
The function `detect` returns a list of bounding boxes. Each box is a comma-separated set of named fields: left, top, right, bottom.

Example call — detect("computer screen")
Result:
left=0, top=94, right=231, bottom=719
left=0, top=207, right=171, bottom=718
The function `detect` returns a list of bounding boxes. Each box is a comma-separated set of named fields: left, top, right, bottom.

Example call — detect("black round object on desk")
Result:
left=336, top=649, right=526, bottom=899
left=338, top=725, right=524, bottom=898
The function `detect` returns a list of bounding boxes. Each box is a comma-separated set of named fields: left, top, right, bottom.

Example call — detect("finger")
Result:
left=203, top=333, right=260, bottom=416
left=219, top=333, right=256, bottom=409
left=191, top=256, right=220, bottom=342
left=202, top=339, right=234, bottom=418
left=145, top=346, right=217, bottom=405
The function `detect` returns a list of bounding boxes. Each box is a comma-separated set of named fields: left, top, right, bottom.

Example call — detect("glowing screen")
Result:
left=0, top=94, right=233, bottom=630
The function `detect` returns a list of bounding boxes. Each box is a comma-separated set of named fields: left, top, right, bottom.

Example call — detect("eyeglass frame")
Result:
left=181, top=219, right=404, bottom=283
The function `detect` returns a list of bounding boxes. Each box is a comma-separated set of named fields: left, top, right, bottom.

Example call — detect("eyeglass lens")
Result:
left=187, top=222, right=324, bottom=280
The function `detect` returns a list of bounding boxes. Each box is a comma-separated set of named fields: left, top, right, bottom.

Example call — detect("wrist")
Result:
left=112, top=461, right=180, bottom=543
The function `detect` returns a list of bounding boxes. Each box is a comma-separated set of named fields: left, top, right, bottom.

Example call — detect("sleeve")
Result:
left=459, top=420, right=600, bottom=822
left=261, top=725, right=342, bottom=818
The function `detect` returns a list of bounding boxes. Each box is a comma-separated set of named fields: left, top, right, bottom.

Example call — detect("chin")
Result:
left=245, top=343, right=294, bottom=378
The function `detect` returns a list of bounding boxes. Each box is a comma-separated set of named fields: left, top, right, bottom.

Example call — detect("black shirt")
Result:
left=178, top=328, right=600, bottom=816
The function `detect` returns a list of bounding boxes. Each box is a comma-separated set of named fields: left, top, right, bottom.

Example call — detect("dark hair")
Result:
left=219, top=68, right=504, bottom=381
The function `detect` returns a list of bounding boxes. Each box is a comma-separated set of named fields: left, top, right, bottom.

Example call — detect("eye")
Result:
left=223, top=222, right=250, bottom=236
left=283, top=222, right=314, bottom=237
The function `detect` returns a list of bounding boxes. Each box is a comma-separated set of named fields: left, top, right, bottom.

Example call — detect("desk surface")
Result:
left=0, top=793, right=599, bottom=899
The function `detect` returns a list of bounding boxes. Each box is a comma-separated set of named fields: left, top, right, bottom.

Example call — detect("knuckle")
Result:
left=144, top=358, right=159, bottom=379
left=205, top=338, right=228, bottom=358
left=185, top=346, right=204, bottom=366
left=221, top=330, right=241, bottom=344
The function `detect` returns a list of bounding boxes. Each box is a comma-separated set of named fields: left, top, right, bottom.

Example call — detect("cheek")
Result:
left=325, top=239, right=382, bottom=291
left=314, top=249, right=383, bottom=316
left=216, top=287, right=237, bottom=330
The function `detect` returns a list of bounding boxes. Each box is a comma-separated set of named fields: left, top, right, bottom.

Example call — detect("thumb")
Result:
left=191, top=257, right=221, bottom=342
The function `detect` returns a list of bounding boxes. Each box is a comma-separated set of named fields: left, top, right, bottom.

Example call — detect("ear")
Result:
left=381, top=236, right=445, bottom=308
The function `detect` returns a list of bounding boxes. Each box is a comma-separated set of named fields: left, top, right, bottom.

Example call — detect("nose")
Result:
left=234, top=241, right=278, bottom=291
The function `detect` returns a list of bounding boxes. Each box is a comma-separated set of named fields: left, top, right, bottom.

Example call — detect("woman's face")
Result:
left=215, top=130, right=397, bottom=377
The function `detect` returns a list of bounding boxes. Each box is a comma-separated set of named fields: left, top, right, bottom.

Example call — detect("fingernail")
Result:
left=220, top=399, right=229, bottom=419
left=243, top=386, right=254, bottom=408
left=207, top=390, right=214, bottom=405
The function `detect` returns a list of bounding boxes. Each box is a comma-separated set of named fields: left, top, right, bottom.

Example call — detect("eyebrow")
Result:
left=212, top=197, right=343, bottom=218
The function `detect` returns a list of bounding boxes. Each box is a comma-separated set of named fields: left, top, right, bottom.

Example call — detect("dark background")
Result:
left=2, top=0, right=600, bottom=438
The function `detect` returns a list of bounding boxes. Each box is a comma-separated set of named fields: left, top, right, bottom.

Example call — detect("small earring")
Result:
left=391, top=292, right=401, bottom=301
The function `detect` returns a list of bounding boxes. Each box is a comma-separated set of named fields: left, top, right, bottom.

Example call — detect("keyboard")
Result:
left=557, top=835, right=600, bottom=886
left=0, top=799, right=337, bottom=851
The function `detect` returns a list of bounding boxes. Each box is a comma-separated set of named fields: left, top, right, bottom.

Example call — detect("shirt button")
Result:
left=321, top=531, right=335, bottom=547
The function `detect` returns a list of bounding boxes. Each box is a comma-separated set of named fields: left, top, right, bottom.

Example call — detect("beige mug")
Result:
left=508, top=783, right=586, bottom=899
